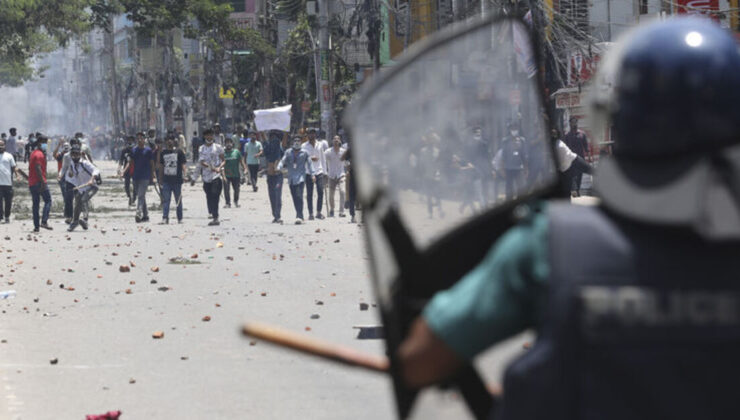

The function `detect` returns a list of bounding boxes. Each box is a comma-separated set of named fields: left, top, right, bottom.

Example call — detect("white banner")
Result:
left=254, top=104, right=292, bottom=132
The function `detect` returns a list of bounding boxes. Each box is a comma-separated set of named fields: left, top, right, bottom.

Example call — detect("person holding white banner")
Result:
left=254, top=105, right=292, bottom=133
left=263, top=130, right=289, bottom=224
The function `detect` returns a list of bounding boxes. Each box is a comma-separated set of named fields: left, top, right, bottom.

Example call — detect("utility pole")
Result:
left=318, top=0, right=334, bottom=140
left=106, top=14, right=121, bottom=135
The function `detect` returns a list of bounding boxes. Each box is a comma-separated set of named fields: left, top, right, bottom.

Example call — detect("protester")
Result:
left=53, top=140, right=71, bottom=220
left=214, top=123, right=226, bottom=145
left=341, top=143, right=357, bottom=224
left=24, top=133, right=36, bottom=163
left=418, top=133, right=444, bottom=219
left=222, top=137, right=246, bottom=208
left=65, top=145, right=99, bottom=232
left=494, top=122, right=528, bottom=200
left=302, top=129, right=329, bottom=220
left=6, top=128, right=17, bottom=159
left=554, top=128, right=593, bottom=196
left=264, top=131, right=288, bottom=224
left=76, top=133, right=94, bottom=164
left=279, top=138, right=312, bottom=224
left=131, top=132, right=155, bottom=223
left=58, top=138, right=80, bottom=224
left=159, top=135, right=188, bottom=224
left=563, top=116, right=591, bottom=196
left=147, top=129, right=157, bottom=149
left=191, top=131, right=202, bottom=163
left=118, top=136, right=137, bottom=206
left=243, top=131, right=263, bottom=192
left=199, top=128, right=225, bottom=226
left=27, top=136, right=53, bottom=232
left=324, top=135, right=346, bottom=218
left=0, top=139, right=20, bottom=224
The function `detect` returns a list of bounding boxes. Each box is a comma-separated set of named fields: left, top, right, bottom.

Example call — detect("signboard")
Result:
left=254, top=104, right=292, bottom=132
left=676, top=0, right=719, bottom=16
left=555, top=91, right=581, bottom=109
left=219, top=87, right=236, bottom=99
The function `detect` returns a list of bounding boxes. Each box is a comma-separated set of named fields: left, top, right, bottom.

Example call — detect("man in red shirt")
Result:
left=27, top=135, right=53, bottom=232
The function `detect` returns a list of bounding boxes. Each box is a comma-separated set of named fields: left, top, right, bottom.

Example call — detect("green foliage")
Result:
left=276, top=0, right=304, bottom=20
left=0, top=0, right=96, bottom=86
left=348, top=0, right=382, bottom=66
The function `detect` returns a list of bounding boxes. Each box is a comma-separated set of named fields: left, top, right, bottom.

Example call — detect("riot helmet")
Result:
left=592, top=17, right=740, bottom=239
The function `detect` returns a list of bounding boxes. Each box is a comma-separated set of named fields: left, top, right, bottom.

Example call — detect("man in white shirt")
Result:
left=324, top=135, right=347, bottom=218
left=64, top=145, right=100, bottom=231
left=301, top=128, right=329, bottom=220
left=6, top=128, right=17, bottom=159
left=552, top=128, right=593, bottom=198
left=199, top=128, right=225, bottom=226
left=0, top=139, right=21, bottom=223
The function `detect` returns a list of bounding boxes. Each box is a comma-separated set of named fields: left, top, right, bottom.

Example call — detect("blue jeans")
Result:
left=161, top=182, right=183, bottom=221
left=305, top=174, right=324, bottom=216
left=134, top=179, right=150, bottom=218
left=63, top=181, right=75, bottom=219
left=289, top=182, right=305, bottom=219
left=29, top=184, right=52, bottom=228
left=267, top=173, right=283, bottom=220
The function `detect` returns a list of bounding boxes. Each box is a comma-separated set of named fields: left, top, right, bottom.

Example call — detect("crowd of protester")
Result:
left=0, top=124, right=358, bottom=232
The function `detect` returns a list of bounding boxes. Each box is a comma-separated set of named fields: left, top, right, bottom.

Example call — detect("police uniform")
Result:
left=422, top=17, right=740, bottom=420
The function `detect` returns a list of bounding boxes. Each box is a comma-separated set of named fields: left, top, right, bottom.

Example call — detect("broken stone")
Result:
left=152, top=331, right=164, bottom=339
left=315, top=300, right=324, bottom=306
left=359, top=303, right=369, bottom=311
left=157, top=287, right=170, bottom=292
left=249, top=341, right=257, bottom=346
left=310, top=314, right=320, bottom=320
left=260, top=292, right=267, bottom=297
left=190, top=253, right=198, bottom=259
left=125, top=289, right=132, bottom=294
left=49, top=358, right=58, bottom=365
left=151, top=266, right=159, bottom=273
left=119, top=265, right=130, bottom=273
left=202, top=316, right=211, bottom=322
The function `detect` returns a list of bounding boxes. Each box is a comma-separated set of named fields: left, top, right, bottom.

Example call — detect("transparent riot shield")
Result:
left=346, top=17, right=559, bottom=419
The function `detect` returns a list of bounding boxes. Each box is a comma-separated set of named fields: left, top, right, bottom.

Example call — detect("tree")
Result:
left=0, top=0, right=97, bottom=86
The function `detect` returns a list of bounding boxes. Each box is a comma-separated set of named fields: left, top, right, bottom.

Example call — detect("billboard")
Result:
left=675, top=0, right=719, bottom=16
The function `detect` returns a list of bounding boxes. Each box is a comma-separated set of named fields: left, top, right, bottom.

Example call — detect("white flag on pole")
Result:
left=254, top=104, right=292, bottom=132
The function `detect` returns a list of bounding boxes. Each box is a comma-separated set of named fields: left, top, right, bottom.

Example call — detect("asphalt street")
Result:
left=0, top=160, right=531, bottom=420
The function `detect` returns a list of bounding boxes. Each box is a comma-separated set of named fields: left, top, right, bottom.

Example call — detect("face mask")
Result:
left=40, top=144, right=48, bottom=152
left=511, top=130, right=519, bottom=137
left=206, top=138, right=214, bottom=144
left=473, top=134, right=482, bottom=140
left=292, top=143, right=301, bottom=150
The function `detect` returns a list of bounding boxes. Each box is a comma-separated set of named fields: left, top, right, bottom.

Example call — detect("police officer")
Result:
left=397, top=18, right=740, bottom=419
